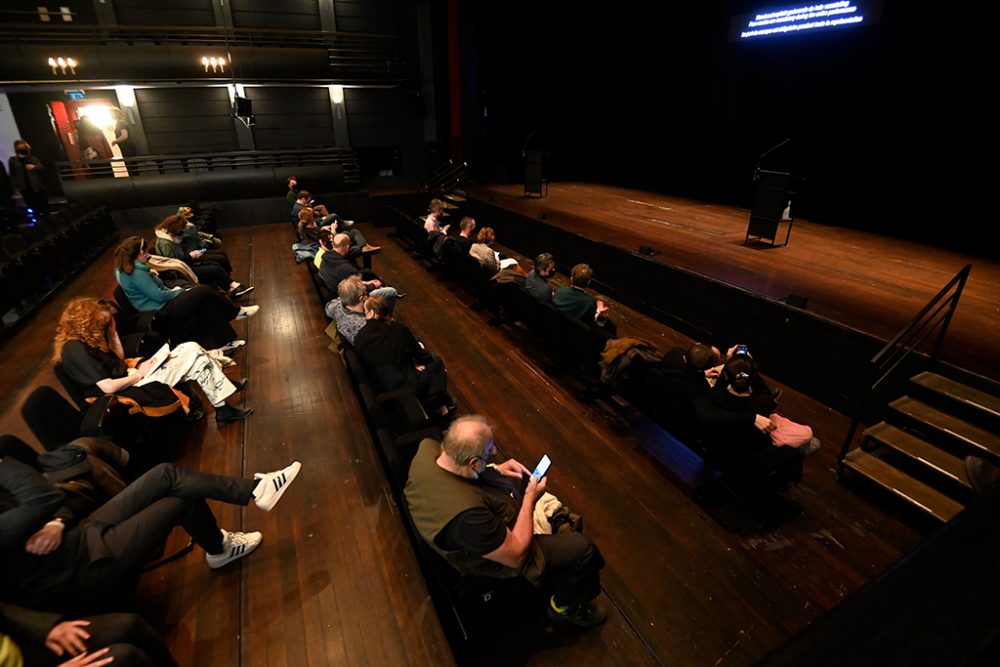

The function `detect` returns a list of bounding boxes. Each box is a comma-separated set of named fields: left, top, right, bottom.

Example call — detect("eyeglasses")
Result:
left=468, top=439, right=496, bottom=466
left=481, top=439, right=496, bottom=460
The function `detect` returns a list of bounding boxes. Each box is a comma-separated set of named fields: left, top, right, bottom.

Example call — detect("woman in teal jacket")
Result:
left=114, top=237, right=258, bottom=350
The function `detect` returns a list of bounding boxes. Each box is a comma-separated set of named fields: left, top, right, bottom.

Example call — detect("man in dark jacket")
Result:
left=553, top=263, right=617, bottom=335
left=525, top=252, right=556, bottom=304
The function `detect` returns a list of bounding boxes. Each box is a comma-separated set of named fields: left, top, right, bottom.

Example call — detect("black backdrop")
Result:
left=459, top=1, right=990, bottom=253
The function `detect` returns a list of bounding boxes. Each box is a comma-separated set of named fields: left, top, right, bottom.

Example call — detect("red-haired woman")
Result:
left=55, top=297, right=252, bottom=425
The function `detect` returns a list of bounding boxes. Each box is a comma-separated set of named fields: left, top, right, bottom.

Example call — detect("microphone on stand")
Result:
left=522, top=130, right=535, bottom=159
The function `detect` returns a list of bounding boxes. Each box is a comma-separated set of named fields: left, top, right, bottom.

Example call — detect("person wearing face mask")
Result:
left=113, top=236, right=258, bottom=353
left=404, top=415, right=607, bottom=628
left=8, top=139, right=48, bottom=220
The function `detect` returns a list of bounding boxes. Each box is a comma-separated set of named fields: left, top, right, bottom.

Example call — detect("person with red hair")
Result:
left=55, top=298, right=252, bottom=425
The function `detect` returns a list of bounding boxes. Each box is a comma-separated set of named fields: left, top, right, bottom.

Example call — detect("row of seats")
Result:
left=392, top=206, right=802, bottom=494
left=291, top=219, right=542, bottom=644
left=0, top=202, right=117, bottom=339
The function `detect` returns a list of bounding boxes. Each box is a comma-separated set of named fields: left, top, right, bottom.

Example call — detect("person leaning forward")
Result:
left=404, top=415, right=607, bottom=627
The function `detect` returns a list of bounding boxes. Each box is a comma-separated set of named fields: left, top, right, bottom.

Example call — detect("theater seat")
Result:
left=20, top=386, right=115, bottom=451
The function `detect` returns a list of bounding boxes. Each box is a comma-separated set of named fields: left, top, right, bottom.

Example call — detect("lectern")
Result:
left=745, top=169, right=794, bottom=246
left=524, top=151, right=547, bottom=197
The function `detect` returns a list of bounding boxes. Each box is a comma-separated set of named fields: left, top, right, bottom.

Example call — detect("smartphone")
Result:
left=532, top=455, right=551, bottom=480
left=734, top=344, right=750, bottom=356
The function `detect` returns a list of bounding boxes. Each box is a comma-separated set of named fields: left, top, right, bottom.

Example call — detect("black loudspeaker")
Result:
left=638, top=246, right=659, bottom=256
left=234, top=96, right=253, bottom=117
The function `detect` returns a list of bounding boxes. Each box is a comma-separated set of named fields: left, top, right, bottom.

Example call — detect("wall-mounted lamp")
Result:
left=202, top=56, right=228, bottom=73
left=49, top=56, right=78, bottom=75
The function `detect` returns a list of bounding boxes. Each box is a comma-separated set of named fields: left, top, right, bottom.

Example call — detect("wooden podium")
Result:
left=745, top=169, right=795, bottom=246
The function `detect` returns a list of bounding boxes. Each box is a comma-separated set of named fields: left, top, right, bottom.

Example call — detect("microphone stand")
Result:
left=755, top=137, right=791, bottom=180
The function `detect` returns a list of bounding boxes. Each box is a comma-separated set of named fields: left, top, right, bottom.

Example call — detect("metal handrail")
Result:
left=417, top=160, right=454, bottom=189
left=837, top=264, right=973, bottom=467
left=427, top=163, right=467, bottom=192
left=56, top=147, right=360, bottom=184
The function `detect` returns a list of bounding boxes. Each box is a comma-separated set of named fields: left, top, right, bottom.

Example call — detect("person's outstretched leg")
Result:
left=140, top=342, right=238, bottom=407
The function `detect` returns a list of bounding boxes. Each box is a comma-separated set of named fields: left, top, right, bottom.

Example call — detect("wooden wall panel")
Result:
left=246, top=87, right=335, bottom=150
left=135, top=87, right=239, bottom=154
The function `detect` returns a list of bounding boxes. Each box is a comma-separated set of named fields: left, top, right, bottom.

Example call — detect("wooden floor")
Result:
left=0, top=219, right=933, bottom=666
left=472, top=183, right=1000, bottom=381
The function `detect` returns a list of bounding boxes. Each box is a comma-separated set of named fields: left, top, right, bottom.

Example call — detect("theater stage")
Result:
left=469, top=183, right=1000, bottom=383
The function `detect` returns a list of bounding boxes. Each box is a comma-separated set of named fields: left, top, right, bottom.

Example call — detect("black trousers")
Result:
left=199, top=250, right=232, bottom=274
left=534, top=532, right=605, bottom=608
left=153, top=285, right=239, bottom=349
left=73, top=463, right=255, bottom=607
left=189, top=259, right=232, bottom=290
left=413, top=351, right=449, bottom=409
left=19, top=612, right=177, bottom=667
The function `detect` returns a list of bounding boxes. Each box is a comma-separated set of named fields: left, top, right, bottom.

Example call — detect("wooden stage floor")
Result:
left=471, top=183, right=1000, bottom=382
left=0, top=220, right=936, bottom=666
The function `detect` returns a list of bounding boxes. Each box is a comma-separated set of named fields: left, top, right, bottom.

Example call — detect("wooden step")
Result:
left=843, top=450, right=964, bottom=522
left=890, top=396, right=1000, bottom=459
left=864, top=422, right=972, bottom=489
left=911, top=371, right=1000, bottom=419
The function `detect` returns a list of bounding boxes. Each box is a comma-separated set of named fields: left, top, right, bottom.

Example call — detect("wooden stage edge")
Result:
left=467, top=182, right=1000, bottom=383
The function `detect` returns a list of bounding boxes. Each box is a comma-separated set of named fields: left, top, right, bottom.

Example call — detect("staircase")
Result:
left=842, top=371, right=1000, bottom=522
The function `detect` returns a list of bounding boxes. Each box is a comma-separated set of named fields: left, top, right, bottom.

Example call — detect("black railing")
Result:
left=416, top=160, right=454, bottom=190
left=836, top=264, right=973, bottom=468
left=0, top=21, right=411, bottom=51
left=420, top=161, right=467, bottom=195
left=0, top=22, right=417, bottom=82
left=56, top=147, right=360, bottom=186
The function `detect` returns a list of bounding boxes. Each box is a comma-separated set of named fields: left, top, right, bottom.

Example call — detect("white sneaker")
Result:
left=206, top=529, right=262, bottom=569
left=236, top=306, right=259, bottom=320
left=253, top=461, right=301, bottom=512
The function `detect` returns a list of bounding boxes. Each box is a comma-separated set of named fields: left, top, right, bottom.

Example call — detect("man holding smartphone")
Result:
left=405, top=415, right=606, bottom=628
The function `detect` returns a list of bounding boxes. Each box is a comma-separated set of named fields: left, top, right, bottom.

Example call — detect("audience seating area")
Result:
left=290, top=214, right=552, bottom=643
left=385, top=201, right=803, bottom=495
left=2, top=186, right=992, bottom=665
left=0, top=202, right=117, bottom=339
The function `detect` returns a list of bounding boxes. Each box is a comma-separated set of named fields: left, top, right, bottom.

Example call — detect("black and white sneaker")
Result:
left=233, top=284, right=255, bottom=299
left=206, top=529, right=262, bottom=569
left=236, top=305, right=259, bottom=320
left=253, top=461, right=302, bottom=512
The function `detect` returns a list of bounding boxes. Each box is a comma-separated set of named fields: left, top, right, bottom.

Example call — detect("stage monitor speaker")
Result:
left=524, top=151, right=546, bottom=197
